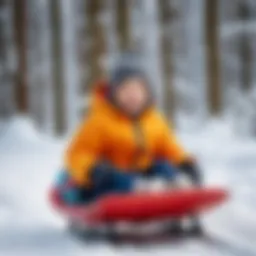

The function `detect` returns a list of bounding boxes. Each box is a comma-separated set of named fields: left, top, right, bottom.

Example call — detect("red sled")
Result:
left=49, top=187, right=229, bottom=225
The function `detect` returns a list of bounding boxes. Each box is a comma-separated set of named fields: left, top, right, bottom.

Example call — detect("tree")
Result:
left=158, top=0, right=175, bottom=119
left=205, top=0, right=221, bottom=115
left=116, top=0, right=131, bottom=50
left=26, top=0, right=55, bottom=133
left=0, top=0, right=16, bottom=117
left=86, top=0, right=106, bottom=86
left=50, top=0, right=65, bottom=134
left=13, top=0, right=28, bottom=113
left=238, top=1, right=253, bottom=92
left=59, top=0, right=81, bottom=133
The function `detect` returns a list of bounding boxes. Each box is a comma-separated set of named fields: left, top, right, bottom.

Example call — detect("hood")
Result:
left=89, top=80, right=154, bottom=120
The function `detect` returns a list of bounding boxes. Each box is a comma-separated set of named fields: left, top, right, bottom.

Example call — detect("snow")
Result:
left=1, top=117, right=256, bottom=256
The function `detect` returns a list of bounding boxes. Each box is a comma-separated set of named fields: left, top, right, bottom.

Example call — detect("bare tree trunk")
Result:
left=26, top=0, right=55, bottom=133
left=238, top=2, right=253, bottom=92
left=205, top=0, right=221, bottom=115
left=116, top=0, right=131, bottom=50
left=158, top=0, right=175, bottom=120
left=86, top=0, right=106, bottom=86
left=101, top=0, right=119, bottom=71
left=13, top=0, right=28, bottom=113
left=0, top=0, right=16, bottom=117
left=76, top=0, right=88, bottom=91
left=240, top=34, right=252, bottom=92
left=59, top=0, right=81, bottom=133
left=50, top=0, right=81, bottom=134
left=50, top=0, right=65, bottom=134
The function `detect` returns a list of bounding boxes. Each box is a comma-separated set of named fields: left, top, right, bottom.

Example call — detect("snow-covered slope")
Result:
left=0, top=117, right=256, bottom=256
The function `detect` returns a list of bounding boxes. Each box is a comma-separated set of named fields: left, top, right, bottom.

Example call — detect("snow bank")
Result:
left=0, top=116, right=63, bottom=153
left=0, top=116, right=65, bottom=234
left=0, top=116, right=40, bottom=142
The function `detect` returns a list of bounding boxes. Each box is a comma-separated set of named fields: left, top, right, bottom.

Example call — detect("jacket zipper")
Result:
left=132, top=121, right=146, bottom=170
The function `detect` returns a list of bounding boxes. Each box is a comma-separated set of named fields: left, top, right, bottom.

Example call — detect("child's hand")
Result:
left=178, top=158, right=202, bottom=186
left=185, top=155, right=197, bottom=165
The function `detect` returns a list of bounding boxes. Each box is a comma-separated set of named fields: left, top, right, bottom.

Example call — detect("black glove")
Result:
left=178, top=160, right=203, bottom=186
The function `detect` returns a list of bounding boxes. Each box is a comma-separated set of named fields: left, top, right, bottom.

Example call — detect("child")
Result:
left=56, top=52, right=201, bottom=204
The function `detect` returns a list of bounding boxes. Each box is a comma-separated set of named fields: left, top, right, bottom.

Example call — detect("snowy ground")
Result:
left=0, top=117, right=256, bottom=256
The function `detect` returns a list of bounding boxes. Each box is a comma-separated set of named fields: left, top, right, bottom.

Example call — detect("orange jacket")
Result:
left=65, top=82, right=188, bottom=186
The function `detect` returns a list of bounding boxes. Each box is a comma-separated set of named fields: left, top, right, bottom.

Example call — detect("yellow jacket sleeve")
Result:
left=157, top=117, right=188, bottom=165
left=65, top=117, right=104, bottom=186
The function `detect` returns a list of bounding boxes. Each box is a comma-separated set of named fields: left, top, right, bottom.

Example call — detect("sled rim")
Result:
left=49, top=187, right=229, bottom=223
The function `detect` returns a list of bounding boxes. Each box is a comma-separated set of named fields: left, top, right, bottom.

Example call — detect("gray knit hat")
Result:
left=109, top=51, right=150, bottom=89
left=107, top=51, right=154, bottom=115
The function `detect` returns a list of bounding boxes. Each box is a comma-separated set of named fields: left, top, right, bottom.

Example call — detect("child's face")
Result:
left=114, top=78, right=150, bottom=116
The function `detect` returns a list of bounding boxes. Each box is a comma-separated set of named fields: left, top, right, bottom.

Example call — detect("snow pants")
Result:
left=55, top=161, right=177, bottom=205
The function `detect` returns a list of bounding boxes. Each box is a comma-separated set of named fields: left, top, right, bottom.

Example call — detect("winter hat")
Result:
left=109, top=51, right=151, bottom=91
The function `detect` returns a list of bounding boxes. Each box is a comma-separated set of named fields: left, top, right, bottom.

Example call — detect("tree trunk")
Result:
left=158, top=0, right=175, bottom=120
left=86, top=0, right=106, bottom=86
left=50, top=0, right=65, bottom=134
left=101, top=0, right=119, bottom=70
left=116, top=0, right=131, bottom=50
left=205, top=0, right=221, bottom=115
left=60, top=0, right=81, bottom=133
left=25, top=0, right=55, bottom=133
left=238, top=2, right=252, bottom=92
left=0, top=0, right=16, bottom=117
left=13, top=0, right=28, bottom=113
